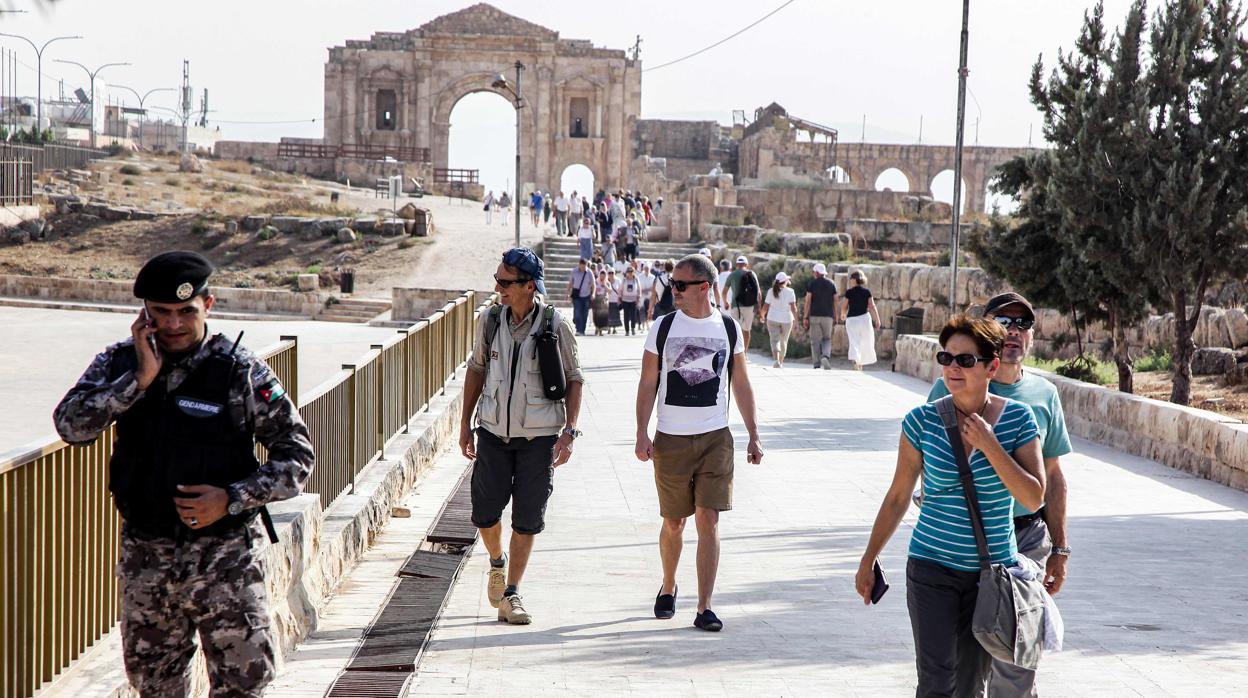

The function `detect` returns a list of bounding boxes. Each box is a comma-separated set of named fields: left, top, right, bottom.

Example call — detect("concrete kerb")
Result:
left=894, top=333, right=1248, bottom=492
left=39, top=368, right=468, bottom=698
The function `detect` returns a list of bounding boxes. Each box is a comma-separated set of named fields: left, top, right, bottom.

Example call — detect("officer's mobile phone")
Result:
left=141, top=308, right=158, bottom=353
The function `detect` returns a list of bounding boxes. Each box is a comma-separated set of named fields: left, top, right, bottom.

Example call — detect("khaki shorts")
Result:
left=652, top=428, right=734, bottom=519
left=729, top=305, right=756, bottom=329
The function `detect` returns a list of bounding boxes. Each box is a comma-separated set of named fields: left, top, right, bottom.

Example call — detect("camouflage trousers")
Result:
left=118, top=521, right=275, bottom=697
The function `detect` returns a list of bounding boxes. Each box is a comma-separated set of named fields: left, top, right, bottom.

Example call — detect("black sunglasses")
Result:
left=936, top=351, right=995, bottom=368
left=494, top=275, right=531, bottom=288
left=671, top=279, right=709, bottom=292
left=994, top=315, right=1035, bottom=331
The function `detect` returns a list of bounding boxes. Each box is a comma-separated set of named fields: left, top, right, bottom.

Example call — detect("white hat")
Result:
left=699, top=248, right=711, bottom=256
left=735, top=255, right=748, bottom=264
left=813, top=262, right=827, bottom=275
left=775, top=271, right=790, bottom=283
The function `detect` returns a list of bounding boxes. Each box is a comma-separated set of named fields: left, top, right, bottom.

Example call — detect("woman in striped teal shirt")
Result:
left=856, top=315, right=1045, bottom=697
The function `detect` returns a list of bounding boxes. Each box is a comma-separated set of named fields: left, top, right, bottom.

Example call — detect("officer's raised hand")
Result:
left=173, top=484, right=229, bottom=529
left=130, top=308, right=162, bottom=389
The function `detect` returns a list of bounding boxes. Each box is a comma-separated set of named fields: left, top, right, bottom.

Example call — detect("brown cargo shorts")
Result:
left=652, top=427, right=734, bottom=520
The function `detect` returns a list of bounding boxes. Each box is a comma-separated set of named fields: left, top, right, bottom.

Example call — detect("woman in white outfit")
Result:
left=761, top=271, right=799, bottom=368
left=842, top=270, right=881, bottom=370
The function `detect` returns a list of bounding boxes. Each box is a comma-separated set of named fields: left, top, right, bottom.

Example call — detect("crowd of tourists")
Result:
left=482, top=187, right=661, bottom=246
left=59, top=238, right=1071, bottom=696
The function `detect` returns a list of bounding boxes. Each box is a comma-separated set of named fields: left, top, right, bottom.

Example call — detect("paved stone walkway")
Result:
left=286, top=333, right=1248, bottom=696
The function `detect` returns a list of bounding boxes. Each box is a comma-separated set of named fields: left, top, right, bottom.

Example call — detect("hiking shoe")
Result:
left=820, top=356, right=832, bottom=370
left=694, top=608, right=723, bottom=632
left=772, top=360, right=781, bottom=368
left=498, top=593, right=532, bottom=624
left=487, top=561, right=506, bottom=609
left=654, top=586, right=677, bottom=619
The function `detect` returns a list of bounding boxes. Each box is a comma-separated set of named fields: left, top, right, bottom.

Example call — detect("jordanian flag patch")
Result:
left=257, top=378, right=286, bottom=404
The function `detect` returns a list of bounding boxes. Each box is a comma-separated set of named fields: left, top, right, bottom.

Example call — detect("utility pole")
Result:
left=54, top=57, right=128, bottom=148
left=179, top=60, right=191, bottom=153
left=948, top=0, right=971, bottom=315
left=631, top=35, right=642, bottom=61
left=0, top=32, right=81, bottom=140
left=198, top=88, right=208, bottom=127
left=113, top=85, right=175, bottom=149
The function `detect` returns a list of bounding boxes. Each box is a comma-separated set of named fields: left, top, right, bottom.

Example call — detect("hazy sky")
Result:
left=1, top=0, right=1140, bottom=196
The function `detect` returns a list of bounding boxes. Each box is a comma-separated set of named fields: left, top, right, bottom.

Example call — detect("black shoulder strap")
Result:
left=485, top=304, right=504, bottom=347
left=721, top=311, right=737, bottom=383
left=935, top=396, right=992, bottom=568
left=654, top=311, right=677, bottom=370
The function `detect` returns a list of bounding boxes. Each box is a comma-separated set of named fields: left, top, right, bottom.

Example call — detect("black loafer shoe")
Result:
left=654, top=586, right=677, bottom=619
left=694, top=608, right=723, bottom=631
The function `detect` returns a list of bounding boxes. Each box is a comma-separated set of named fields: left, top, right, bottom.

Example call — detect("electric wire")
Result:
left=642, top=0, right=799, bottom=73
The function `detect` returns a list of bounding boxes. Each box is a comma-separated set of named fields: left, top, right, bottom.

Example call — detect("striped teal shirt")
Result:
left=903, top=399, right=1039, bottom=572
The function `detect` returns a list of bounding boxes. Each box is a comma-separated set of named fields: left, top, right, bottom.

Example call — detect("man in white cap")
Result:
left=723, top=255, right=761, bottom=349
left=802, top=262, right=840, bottom=369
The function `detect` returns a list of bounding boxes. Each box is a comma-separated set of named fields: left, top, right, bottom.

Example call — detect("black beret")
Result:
left=133, top=250, right=214, bottom=303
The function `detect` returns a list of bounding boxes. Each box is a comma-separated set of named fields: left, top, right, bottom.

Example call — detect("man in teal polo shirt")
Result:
left=927, top=292, right=1071, bottom=698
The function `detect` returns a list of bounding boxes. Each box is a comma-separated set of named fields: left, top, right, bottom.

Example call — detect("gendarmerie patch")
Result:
left=175, top=397, right=223, bottom=417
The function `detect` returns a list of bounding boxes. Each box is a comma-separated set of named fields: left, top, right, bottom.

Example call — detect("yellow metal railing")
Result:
left=0, top=291, right=486, bottom=698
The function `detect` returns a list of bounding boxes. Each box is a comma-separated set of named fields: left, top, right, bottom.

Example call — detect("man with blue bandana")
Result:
left=459, top=248, right=585, bottom=625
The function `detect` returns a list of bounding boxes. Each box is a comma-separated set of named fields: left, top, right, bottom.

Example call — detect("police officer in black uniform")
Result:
left=54, top=250, right=315, bottom=697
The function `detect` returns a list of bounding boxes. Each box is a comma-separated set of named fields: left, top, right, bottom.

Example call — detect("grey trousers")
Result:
left=808, top=316, right=834, bottom=363
left=981, top=517, right=1053, bottom=698
left=907, top=557, right=991, bottom=697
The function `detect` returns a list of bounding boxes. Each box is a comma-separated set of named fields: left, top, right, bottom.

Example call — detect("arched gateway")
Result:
left=322, top=3, right=637, bottom=192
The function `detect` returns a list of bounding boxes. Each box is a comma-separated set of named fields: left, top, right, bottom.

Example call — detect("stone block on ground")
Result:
left=377, top=220, right=405, bottom=237
left=397, top=202, right=419, bottom=220
left=242, top=215, right=269, bottom=231
left=351, top=218, right=377, bottom=234
left=296, top=273, right=319, bottom=291
left=179, top=153, right=203, bottom=173
left=224, top=220, right=239, bottom=235
left=270, top=216, right=307, bottom=233
left=6, top=228, right=30, bottom=245
left=336, top=227, right=357, bottom=243
left=1192, top=347, right=1237, bottom=376
left=101, top=207, right=133, bottom=221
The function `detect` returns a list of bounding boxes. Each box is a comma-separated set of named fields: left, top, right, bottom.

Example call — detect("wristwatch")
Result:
left=226, top=486, right=245, bottom=517
left=561, top=427, right=582, bottom=440
left=1052, top=546, right=1072, bottom=557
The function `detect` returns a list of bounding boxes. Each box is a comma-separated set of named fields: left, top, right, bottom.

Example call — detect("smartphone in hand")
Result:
left=141, top=308, right=158, bottom=353
left=870, top=560, right=889, bottom=604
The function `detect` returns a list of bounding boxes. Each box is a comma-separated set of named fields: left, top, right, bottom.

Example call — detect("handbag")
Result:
left=935, top=396, right=1046, bottom=670
left=532, top=303, right=567, bottom=400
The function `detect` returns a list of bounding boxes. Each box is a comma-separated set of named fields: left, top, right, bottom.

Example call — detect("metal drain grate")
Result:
left=398, top=549, right=464, bottom=579
left=324, top=670, right=412, bottom=697
left=348, top=577, right=452, bottom=671
left=427, top=466, right=477, bottom=546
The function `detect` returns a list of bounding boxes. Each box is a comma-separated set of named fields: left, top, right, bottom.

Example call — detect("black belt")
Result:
left=1013, top=510, right=1044, bottom=529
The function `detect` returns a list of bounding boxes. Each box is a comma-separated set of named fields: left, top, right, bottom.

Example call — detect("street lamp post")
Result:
left=0, top=33, right=81, bottom=139
left=948, top=0, right=970, bottom=315
left=54, top=58, right=129, bottom=148
left=112, top=85, right=175, bottom=148
left=493, top=61, right=525, bottom=248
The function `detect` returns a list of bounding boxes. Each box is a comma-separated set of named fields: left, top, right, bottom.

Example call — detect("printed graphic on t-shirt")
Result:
left=664, top=336, right=728, bottom=407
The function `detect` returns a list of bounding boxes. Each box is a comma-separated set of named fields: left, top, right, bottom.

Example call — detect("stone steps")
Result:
left=316, top=297, right=392, bottom=324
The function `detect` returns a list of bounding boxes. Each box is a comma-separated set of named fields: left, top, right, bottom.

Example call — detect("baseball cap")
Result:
left=698, top=247, right=711, bottom=256
left=984, top=292, right=1035, bottom=321
left=812, top=262, right=827, bottom=275
left=501, top=248, right=546, bottom=295
left=735, top=255, right=748, bottom=265
left=775, top=271, right=790, bottom=283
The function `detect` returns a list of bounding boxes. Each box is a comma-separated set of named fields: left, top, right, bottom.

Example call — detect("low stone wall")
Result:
left=0, top=274, right=328, bottom=317
left=895, top=334, right=1248, bottom=492
left=42, top=368, right=469, bottom=698
left=214, top=140, right=281, bottom=161
left=734, top=186, right=953, bottom=232
left=392, top=287, right=467, bottom=322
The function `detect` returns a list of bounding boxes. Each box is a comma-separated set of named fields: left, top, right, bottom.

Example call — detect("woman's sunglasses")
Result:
left=994, top=316, right=1035, bottom=331
left=671, top=279, right=708, bottom=292
left=936, top=351, right=994, bottom=368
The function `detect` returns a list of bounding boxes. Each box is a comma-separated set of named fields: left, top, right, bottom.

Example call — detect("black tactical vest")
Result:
left=108, top=344, right=260, bottom=538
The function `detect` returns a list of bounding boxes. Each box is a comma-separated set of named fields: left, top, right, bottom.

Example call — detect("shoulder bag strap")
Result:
left=935, top=396, right=992, bottom=569
left=721, top=311, right=737, bottom=403
left=653, top=312, right=678, bottom=395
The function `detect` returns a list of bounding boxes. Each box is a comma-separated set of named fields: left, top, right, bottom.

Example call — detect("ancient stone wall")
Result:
left=732, top=186, right=952, bottom=232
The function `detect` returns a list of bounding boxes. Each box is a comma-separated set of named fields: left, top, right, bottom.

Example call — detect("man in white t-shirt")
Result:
left=553, top=191, right=571, bottom=237
left=634, top=254, right=763, bottom=632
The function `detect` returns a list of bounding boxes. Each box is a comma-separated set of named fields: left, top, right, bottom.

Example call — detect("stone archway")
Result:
left=323, top=3, right=640, bottom=193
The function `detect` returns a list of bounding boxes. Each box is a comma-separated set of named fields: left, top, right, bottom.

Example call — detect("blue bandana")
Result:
left=502, top=248, right=546, bottom=295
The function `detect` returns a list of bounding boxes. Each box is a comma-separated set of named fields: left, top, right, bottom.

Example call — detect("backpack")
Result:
left=654, top=311, right=739, bottom=400
left=654, top=274, right=675, bottom=315
left=736, top=271, right=759, bottom=307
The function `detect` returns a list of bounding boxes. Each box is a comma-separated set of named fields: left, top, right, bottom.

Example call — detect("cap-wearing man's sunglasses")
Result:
left=936, top=351, right=994, bottom=368
left=994, top=316, right=1035, bottom=331
left=494, top=275, right=531, bottom=288
left=671, top=279, right=708, bottom=292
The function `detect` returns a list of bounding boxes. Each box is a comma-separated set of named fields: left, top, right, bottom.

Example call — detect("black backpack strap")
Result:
left=721, top=311, right=737, bottom=403
left=653, top=312, right=678, bottom=394
left=935, top=396, right=992, bottom=569
left=485, top=304, right=504, bottom=347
